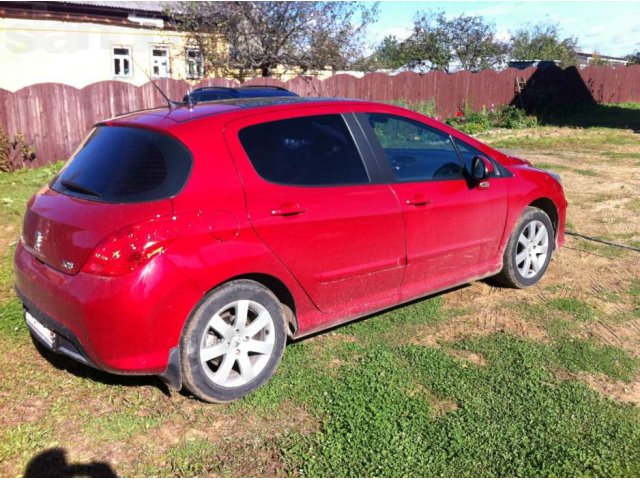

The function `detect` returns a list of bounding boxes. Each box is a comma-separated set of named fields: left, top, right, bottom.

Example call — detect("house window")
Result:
left=151, top=46, right=170, bottom=78
left=113, top=47, right=132, bottom=77
left=186, top=48, right=204, bottom=79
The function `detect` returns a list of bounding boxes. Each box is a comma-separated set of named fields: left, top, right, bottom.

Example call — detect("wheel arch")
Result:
left=226, top=273, right=298, bottom=338
left=528, top=197, right=559, bottom=238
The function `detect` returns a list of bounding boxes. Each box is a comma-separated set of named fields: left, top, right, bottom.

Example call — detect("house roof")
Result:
left=44, top=1, right=165, bottom=13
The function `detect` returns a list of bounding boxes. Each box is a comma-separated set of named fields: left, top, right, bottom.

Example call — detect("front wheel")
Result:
left=494, top=206, right=554, bottom=288
left=180, top=280, right=287, bottom=403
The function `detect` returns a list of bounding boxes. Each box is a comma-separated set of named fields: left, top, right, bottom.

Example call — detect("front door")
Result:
left=226, top=111, right=406, bottom=315
left=360, top=113, right=508, bottom=296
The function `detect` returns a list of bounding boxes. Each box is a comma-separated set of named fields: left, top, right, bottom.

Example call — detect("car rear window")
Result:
left=52, top=126, right=193, bottom=203
left=238, top=114, right=369, bottom=186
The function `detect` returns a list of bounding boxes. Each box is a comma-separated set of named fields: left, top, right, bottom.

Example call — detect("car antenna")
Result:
left=186, top=85, right=194, bottom=110
left=131, top=56, right=181, bottom=110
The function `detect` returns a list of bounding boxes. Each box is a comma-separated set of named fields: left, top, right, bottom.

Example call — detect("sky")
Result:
left=366, top=1, right=640, bottom=57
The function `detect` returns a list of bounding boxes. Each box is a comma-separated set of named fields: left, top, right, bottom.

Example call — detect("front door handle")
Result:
left=405, top=194, right=431, bottom=207
left=477, top=180, right=490, bottom=189
left=270, top=202, right=306, bottom=216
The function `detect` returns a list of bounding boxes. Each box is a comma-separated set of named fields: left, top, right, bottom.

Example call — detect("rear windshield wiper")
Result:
left=60, top=180, right=101, bottom=198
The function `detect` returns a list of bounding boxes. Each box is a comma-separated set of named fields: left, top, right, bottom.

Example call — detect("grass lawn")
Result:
left=0, top=111, right=639, bottom=477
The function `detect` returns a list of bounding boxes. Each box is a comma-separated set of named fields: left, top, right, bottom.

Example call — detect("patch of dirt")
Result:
left=585, top=318, right=640, bottom=358
left=431, top=397, right=460, bottom=416
left=406, top=384, right=459, bottom=417
left=557, top=370, right=640, bottom=405
left=414, top=306, right=550, bottom=347
left=0, top=224, right=18, bottom=258
left=446, top=349, right=488, bottom=367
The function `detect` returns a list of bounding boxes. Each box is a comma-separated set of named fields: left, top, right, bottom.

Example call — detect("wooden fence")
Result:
left=1, top=65, right=639, bottom=167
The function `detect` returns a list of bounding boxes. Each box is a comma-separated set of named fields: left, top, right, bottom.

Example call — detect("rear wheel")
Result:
left=494, top=207, right=554, bottom=288
left=181, top=280, right=287, bottom=403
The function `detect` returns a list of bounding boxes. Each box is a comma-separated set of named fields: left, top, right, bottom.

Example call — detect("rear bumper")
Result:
left=14, top=242, right=203, bottom=375
left=19, top=290, right=97, bottom=368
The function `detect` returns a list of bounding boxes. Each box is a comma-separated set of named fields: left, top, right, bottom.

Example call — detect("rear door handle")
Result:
left=405, top=195, right=431, bottom=207
left=270, top=202, right=306, bottom=216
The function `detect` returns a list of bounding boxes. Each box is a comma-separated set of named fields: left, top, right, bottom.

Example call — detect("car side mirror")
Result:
left=470, top=155, right=494, bottom=181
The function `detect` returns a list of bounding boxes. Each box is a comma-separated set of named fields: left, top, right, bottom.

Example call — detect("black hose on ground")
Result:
left=565, top=230, right=640, bottom=252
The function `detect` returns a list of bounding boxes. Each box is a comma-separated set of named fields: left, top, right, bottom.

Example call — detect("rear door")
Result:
left=225, top=109, right=406, bottom=315
left=358, top=112, right=509, bottom=296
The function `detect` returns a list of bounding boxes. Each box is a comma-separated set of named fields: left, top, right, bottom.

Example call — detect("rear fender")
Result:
left=164, top=233, right=320, bottom=333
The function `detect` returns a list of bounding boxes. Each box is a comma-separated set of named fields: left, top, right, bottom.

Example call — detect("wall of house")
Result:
left=0, top=17, right=199, bottom=91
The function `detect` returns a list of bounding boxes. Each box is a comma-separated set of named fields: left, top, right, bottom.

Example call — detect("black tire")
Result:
left=494, top=206, right=554, bottom=289
left=180, top=280, right=287, bottom=403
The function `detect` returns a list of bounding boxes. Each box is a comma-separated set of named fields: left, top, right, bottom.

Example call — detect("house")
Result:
left=576, top=52, right=628, bottom=68
left=0, top=1, right=207, bottom=91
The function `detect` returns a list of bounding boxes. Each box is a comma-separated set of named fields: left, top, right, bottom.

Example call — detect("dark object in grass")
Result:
left=24, top=448, right=117, bottom=478
left=566, top=231, right=640, bottom=252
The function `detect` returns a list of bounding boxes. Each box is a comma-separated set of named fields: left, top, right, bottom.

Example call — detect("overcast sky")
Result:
left=367, top=1, right=640, bottom=57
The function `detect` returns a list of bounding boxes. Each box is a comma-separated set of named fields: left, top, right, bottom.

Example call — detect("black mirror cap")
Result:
left=470, top=155, right=494, bottom=180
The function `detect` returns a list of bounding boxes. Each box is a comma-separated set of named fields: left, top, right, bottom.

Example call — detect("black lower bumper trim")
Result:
left=16, top=289, right=97, bottom=369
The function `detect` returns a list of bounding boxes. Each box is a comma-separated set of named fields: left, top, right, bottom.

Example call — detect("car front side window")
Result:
left=366, top=114, right=464, bottom=182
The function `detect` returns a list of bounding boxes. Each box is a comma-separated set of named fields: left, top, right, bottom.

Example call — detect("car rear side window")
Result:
left=238, top=114, right=369, bottom=186
left=367, top=114, right=464, bottom=182
left=52, top=126, right=193, bottom=203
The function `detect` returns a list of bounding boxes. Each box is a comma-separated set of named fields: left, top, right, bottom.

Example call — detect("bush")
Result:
left=0, top=127, right=36, bottom=172
left=445, top=105, right=537, bottom=134
left=387, top=99, right=437, bottom=118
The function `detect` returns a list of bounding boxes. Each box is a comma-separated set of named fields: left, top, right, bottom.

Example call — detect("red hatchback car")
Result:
left=15, top=97, right=566, bottom=402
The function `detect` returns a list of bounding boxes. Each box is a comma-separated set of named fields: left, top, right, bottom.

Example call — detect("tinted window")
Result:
left=52, top=126, right=192, bottom=203
left=238, top=115, right=369, bottom=186
left=367, top=114, right=463, bottom=182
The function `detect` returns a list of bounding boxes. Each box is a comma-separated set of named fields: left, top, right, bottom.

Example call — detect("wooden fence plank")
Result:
left=1, top=65, right=639, bottom=166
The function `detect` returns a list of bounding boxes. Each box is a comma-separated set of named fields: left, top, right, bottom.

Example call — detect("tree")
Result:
left=167, top=2, right=378, bottom=80
left=589, top=51, right=612, bottom=67
left=371, top=35, right=409, bottom=69
left=625, top=51, right=640, bottom=65
left=509, top=22, right=578, bottom=67
left=403, top=10, right=451, bottom=71
left=386, top=10, right=507, bottom=73
left=443, top=13, right=508, bottom=71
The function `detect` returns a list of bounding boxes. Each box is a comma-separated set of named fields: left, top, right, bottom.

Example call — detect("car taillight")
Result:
left=82, top=213, right=200, bottom=277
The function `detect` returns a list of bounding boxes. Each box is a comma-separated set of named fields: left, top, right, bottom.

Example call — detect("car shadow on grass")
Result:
left=31, top=337, right=171, bottom=396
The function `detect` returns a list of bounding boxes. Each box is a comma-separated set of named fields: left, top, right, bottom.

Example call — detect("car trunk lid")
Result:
left=22, top=188, right=173, bottom=274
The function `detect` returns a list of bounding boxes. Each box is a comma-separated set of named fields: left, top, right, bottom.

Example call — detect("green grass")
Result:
left=0, top=161, right=64, bottom=226
left=573, top=239, right=625, bottom=259
left=151, top=438, right=224, bottom=477
left=533, top=162, right=598, bottom=177
left=284, top=335, right=640, bottom=477
left=0, top=297, right=29, bottom=339
left=602, top=151, right=640, bottom=161
left=0, top=424, right=51, bottom=466
left=82, top=411, right=161, bottom=443
left=1, top=147, right=639, bottom=476
left=547, top=298, right=596, bottom=322
left=543, top=102, right=640, bottom=130
left=486, top=128, right=639, bottom=152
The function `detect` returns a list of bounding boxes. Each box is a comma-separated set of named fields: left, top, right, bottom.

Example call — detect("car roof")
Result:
left=105, top=97, right=370, bottom=128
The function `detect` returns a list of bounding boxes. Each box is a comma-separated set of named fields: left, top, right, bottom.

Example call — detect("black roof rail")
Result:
left=191, top=86, right=239, bottom=93
left=239, top=85, right=290, bottom=91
